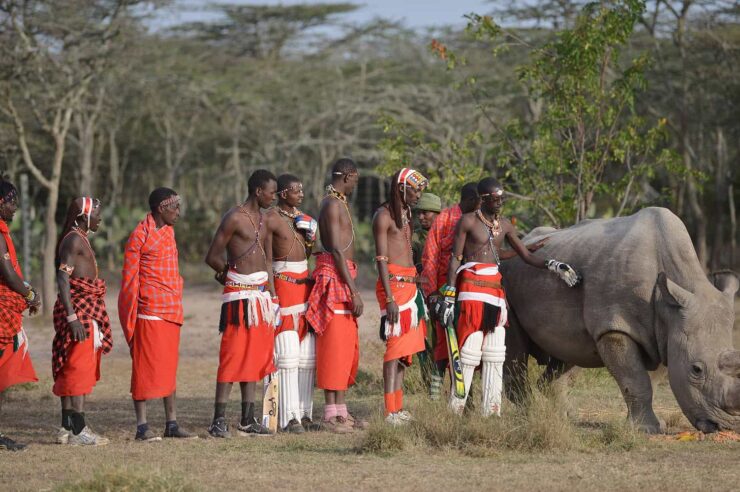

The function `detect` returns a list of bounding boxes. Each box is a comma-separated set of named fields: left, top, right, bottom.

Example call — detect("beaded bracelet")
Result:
left=66, top=313, right=78, bottom=323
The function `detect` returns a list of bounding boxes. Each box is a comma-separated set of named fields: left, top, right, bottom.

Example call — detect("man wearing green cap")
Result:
left=412, top=193, right=441, bottom=274
left=412, top=192, right=441, bottom=397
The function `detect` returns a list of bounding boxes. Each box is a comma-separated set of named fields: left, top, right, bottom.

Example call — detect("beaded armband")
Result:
left=375, top=255, right=389, bottom=262
left=59, top=263, right=75, bottom=275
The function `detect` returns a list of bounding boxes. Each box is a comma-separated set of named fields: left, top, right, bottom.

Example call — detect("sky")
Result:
left=152, top=0, right=496, bottom=30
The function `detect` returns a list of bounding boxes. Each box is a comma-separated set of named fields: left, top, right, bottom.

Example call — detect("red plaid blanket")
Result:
left=0, top=220, right=25, bottom=344
left=119, top=213, right=184, bottom=344
left=305, top=253, right=357, bottom=334
left=52, top=277, right=112, bottom=379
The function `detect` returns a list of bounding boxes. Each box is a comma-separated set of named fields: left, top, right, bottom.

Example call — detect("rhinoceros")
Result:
left=499, top=207, right=739, bottom=433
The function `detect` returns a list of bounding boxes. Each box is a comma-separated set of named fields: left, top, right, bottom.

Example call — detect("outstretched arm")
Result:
left=505, top=221, right=581, bottom=287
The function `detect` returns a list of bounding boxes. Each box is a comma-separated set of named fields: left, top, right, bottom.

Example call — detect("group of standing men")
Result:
left=0, top=158, right=581, bottom=450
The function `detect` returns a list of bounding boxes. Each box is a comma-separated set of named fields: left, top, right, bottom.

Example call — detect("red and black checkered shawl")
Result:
left=52, top=277, right=112, bottom=379
left=0, top=219, right=25, bottom=345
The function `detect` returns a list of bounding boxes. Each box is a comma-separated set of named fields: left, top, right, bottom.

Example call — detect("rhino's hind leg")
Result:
left=596, top=332, right=663, bottom=434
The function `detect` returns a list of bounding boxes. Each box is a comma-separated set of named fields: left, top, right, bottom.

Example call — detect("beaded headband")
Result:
left=77, top=197, right=101, bottom=229
left=278, top=183, right=303, bottom=197
left=159, top=194, right=180, bottom=209
left=397, top=168, right=428, bottom=192
left=0, top=187, right=17, bottom=205
left=479, top=188, right=504, bottom=198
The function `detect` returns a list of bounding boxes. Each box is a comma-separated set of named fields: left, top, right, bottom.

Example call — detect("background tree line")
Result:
left=0, top=0, right=737, bottom=314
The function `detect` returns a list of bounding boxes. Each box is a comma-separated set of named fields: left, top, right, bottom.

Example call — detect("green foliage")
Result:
left=377, top=115, right=485, bottom=206
left=381, top=1, right=684, bottom=228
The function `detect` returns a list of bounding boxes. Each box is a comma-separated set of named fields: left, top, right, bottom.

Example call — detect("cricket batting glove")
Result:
left=546, top=259, right=582, bottom=287
left=295, top=214, right=318, bottom=243
left=434, top=284, right=457, bottom=325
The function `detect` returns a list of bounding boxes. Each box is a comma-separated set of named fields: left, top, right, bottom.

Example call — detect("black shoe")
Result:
left=282, top=419, right=305, bottom=434
left=236, top=418, right=271, bottom=436
left=164, top=426, right=198, bottom=439
left=208, top=418, right=231, bottom=439
left=301, top=416, right=322, bottom=432
left=135, top=429, right=162, bottom=442
left=0, top=434, right=27, bottom=452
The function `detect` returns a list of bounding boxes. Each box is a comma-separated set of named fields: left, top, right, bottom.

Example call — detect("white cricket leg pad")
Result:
left=481, top=326, right=506, bottom=416
left=449, top=330, right=483, bottom=415
left=275, top=330, right=300, bottom=428
left=298, top=332, right=316, bottom=420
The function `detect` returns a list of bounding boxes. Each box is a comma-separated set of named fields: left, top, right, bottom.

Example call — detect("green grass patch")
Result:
left=56, top=469, right=196, bottom=492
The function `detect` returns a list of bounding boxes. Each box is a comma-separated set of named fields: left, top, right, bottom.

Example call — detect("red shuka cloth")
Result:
left=130, top=318, right=180, bottom=400
left=274, top=267, right=311, bottom=341
left=217, top=300, right=276, bottom=383
left=316, top=308, right=359, bottom=391
left=52, top=277, right=112, bottom=381
left=455, top=263, right=507, bottom=349
left=0, top=220, right=26, bottom=345
left=305, top=253, right=357, bottom=334
left=375, top=264, right=427, bottom=365
left=119, top=214, right=184, bottom=345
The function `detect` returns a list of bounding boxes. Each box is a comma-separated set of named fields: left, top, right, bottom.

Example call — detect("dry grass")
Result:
left=56, top=469, right=196, bottom=492
left=0, top=286, right=738, bottom=491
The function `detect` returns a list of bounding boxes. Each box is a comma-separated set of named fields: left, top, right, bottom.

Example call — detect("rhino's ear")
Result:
left=657, top=272, right=694, bottom=309
left=708, top=271, right=739, bottom=298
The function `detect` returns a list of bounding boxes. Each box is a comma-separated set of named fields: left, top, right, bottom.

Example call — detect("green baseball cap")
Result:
left=415, top=192, right=442, bottom=213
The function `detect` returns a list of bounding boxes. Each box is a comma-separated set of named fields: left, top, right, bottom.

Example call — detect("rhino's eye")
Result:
left=690, top=363, right=705, bottom=378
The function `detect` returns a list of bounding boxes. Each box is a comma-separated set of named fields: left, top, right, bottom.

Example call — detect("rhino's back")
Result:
left=502, top=207, right=703, bottom=367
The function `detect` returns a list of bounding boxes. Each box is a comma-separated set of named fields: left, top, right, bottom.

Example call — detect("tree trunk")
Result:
left=41, top=132, right=67, bottom=315
left=710, top=128, right=727, bottom=270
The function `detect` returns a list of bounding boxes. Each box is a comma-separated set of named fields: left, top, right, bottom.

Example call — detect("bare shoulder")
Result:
left=460, top=212, right=477, bottom=228
left=372, top=205, right=390, bottom=224
left=59, top=231, right=84, bottom=254
left=501, top=216, right=515, bottom=231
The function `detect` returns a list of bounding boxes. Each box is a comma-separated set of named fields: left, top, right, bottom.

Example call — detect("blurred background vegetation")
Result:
left=0, top=1, right=737, bottom=311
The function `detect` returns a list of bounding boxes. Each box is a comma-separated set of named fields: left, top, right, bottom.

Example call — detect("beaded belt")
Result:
left=274, top=273, right=314, bottom=285
left=224, top=282, right=264, bottom=290
left=388, top=274, right=421, bottom=284
left=461, top=278, right=502, bottom=289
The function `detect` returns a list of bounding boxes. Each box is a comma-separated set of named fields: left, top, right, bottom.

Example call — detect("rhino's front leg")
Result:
left=596, top=332, right=663, bottom=434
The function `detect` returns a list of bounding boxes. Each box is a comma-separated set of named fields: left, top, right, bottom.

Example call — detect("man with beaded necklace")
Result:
left=205, top=169, right=280, bottom=438
left=436, top=177, right=581, bottom=416
left=265, top=174, right=319, bottom=433
left=306, top=158, right=367, bottom=433
left=372, top=168, right=429, bottom=425
left=53, top=197, right=112, bottom=445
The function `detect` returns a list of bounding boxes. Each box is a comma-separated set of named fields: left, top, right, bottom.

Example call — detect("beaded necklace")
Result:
left=325, top=184, right=354, bottom=253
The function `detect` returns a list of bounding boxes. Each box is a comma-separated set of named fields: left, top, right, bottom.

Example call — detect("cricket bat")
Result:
left=445, top=318, right=466, bottom=398
left=262, top=373, right=279, bottom=433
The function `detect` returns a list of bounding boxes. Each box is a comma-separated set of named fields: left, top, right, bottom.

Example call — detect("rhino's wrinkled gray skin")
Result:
left=500, top=207, right=739, bottom=433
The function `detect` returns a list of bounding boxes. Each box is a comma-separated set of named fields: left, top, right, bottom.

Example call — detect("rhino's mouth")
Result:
left=694, top=418, right=719, bottom=433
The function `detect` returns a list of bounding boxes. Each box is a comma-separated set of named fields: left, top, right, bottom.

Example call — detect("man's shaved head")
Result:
left=332, top=158, right=357, bottom=178
left=459, top=182, right=480, bottom=214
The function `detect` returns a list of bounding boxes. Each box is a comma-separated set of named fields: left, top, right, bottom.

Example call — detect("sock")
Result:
left=394, top=390, right=403, bottom=411
left=61, top=409, right=73, bottom=431
left=70, top=411, right=86, bottom=435
left=136, top=423, right=149, bottom=437
left=336, top=403, right=348, bottom=419
left=323, top=404, right=337, bottom=421
left=384, top=393, right=396, bottom=416
left=165, top=420, right=178, bottom=432
left=213, top=402, right=226, bottom=421
left=241, top=402, right=254, bottom=426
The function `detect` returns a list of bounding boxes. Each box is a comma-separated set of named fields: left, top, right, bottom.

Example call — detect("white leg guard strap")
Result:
left=275, top=330, right=300, bottom=429
left=449, top=331, right=483, bottom=415
left=481, top=326, right=506, bottom=417
left=298, top=333, right=316, bottom=420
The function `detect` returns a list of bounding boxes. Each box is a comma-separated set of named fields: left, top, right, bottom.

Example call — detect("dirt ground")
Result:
left=1, top=283, right=739, bottom=491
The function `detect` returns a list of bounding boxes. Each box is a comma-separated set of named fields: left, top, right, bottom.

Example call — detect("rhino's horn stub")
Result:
left=708, top=270, right=739, bottom=298
left=658, top=272, right=694, bottom=309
